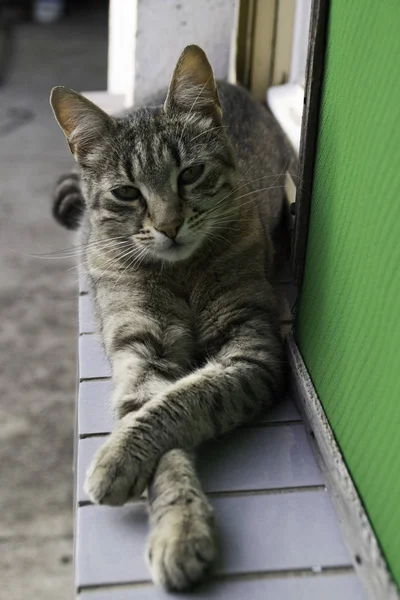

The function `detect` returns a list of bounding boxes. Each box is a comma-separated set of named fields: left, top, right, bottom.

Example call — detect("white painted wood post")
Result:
left=107, top=0, right=138, bottom=107
left=289, top=0, right=312, bottom=86
left=267, top=0, right=312, bottom=153
left=107, top=0, right=239, bottom=108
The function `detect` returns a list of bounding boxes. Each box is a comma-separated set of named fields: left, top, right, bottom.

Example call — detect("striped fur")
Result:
left=50, top=45, right=287, bottom=590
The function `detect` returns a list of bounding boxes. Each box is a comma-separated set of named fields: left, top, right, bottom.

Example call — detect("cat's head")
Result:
left=50, top=45, right=237, bottom=263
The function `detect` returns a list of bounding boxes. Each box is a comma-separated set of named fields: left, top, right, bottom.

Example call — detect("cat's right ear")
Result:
left=50, top=87, right=114, bottom=162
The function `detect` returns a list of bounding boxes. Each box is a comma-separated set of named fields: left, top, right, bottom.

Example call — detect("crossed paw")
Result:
left=83, top=429, right=217, bottom=591
left=147, top=501, right=216, bottom=590
left=84, top=429, right=154, bottom=505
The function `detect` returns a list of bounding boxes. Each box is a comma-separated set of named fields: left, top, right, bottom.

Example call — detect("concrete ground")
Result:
left=0, top=9, right=107, bottom=598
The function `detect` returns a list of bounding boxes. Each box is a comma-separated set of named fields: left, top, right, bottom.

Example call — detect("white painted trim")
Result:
left=267, top=82, right=304, bottom=155
left=107, top=0, right=138, bottom=107
left=228, top=0, right=241, bottom=84
left=266, top=0, right=312, bottom=155
left=287, top=334, right=399, bottom=600
left=290, top=0, right=312, bottom=86
left=249, top=0, right=277, bottom=100
left=81, top=91, right=126, bottom=116
left=272, top=0, right=296, bottom=86
left=107, top=0, right=238, bottom=109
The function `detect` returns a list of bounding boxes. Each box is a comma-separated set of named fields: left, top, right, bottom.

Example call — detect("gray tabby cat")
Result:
left=51, top=45, right=287, bottom=591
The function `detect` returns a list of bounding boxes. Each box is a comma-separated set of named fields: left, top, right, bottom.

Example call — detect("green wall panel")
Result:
left=296, top=0, right=400, bottom=585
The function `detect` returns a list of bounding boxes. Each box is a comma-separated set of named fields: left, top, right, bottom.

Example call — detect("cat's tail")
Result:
left=52, top=171, right=84, bottom=230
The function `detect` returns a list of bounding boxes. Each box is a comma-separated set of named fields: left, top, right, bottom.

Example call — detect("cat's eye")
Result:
left=178, top=164, right=204, bottom=186
left=112, top=186, right=141, bottom=201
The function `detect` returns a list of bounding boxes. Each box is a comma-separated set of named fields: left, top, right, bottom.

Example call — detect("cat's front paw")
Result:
left=146, top=501, right=216, bottom=590
left=84, top=429, right=154, bottom=506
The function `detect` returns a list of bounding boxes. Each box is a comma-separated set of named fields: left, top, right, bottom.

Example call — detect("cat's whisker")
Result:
left=67, top=240, right=132, bottom=267
left=217, top=157, right=290, bottom=208
left=74, top=239, right=132, bottom=260
left=189, top=125, right=229, bottom=143
left=50, top=235, right=128, bottom=254
left=196, top=185, right=287, bottom=228
left=14, top=235, right=130, bottom=260
left=89, top=245, right=143, bottom=286
left=205, top=164, right=287, bottom=216
left=65, top=241, right=133, bottom=273
left=225, top=172, right=285, bottom=198
left=205, top=231, right=231, bottom=246
left=239, top=170, right=286, bottom=193
left=235, top=186, right=287, bottom=203
left=227, top=184, right=287, bottom=209
left=65, top=264, right=82, bottom=273
left=110, top=246, right=149, bottom=293
left=109, top=252, right=135, bottom=294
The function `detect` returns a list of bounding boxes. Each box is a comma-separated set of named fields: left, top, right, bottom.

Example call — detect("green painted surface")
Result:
left=296, top=0, right=400, bottom=585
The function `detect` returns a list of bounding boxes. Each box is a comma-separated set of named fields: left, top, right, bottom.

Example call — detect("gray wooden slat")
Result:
left=76, top=491, right=351, bottom=588
left=77, top=424, right=322, bottom=503
left=79, top=270, right=89, bottom=294
left=79, top=335, right=111, bottom=380
left=78, top=380, right=114, bottom=436
left=78, top=380, right=301, bottom=437
left=77, top=437, right=106, bottom=502
left=258, top=394, right=301, bottom=422
left=79, top=294, right=95, bottom=334
left=77, top=573, right=365, bottom=599
left=197, top=424, right=323, bottom=492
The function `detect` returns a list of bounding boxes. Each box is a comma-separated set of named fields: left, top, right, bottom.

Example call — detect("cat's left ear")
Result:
left=164, top=45, right=222, bottom=122
left=50, top=87, right=115, bottom=162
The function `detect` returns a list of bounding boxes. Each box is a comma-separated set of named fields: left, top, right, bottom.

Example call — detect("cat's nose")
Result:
left=156, top=220, right=182, bottom=239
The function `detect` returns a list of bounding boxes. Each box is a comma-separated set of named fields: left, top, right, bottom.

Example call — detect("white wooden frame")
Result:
left=268, top=0, right=312, bottom=154
left=84, top=0, right=238, bottom=114
left=107, top=0, right=138, bottom=107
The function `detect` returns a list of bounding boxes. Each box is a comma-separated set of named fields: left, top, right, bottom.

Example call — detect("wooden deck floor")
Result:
left=75, top=278, right=365, bottom=599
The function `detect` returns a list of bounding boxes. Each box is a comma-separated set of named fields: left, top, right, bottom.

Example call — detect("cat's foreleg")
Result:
left=84, top=354, right=187, bottom=506
left=84, top=322, right=284, bottom=505
left=86, top=350, right=216, bottom=589
left=146, top=448, right=216, bottom=590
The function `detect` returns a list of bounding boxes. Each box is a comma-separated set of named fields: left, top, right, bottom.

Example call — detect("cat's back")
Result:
left=217, top=81, right=289, bottom=234
left=218, top=81, right=286, bottom=166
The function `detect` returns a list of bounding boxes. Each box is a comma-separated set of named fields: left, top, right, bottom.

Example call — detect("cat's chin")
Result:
left=154, top=240, right=199, bottom=263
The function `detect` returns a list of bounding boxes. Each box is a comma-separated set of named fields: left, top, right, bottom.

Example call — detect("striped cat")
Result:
left=51, top=45, right=287, bottom=591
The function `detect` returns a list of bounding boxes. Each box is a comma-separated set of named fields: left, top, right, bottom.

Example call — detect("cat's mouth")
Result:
left=155, top=237, right=199, bottom=262
left=163, top=241, right=194, bottom=261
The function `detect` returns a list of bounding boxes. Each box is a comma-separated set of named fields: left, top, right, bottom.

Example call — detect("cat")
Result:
left=51, top=45, right=288, bottom=591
